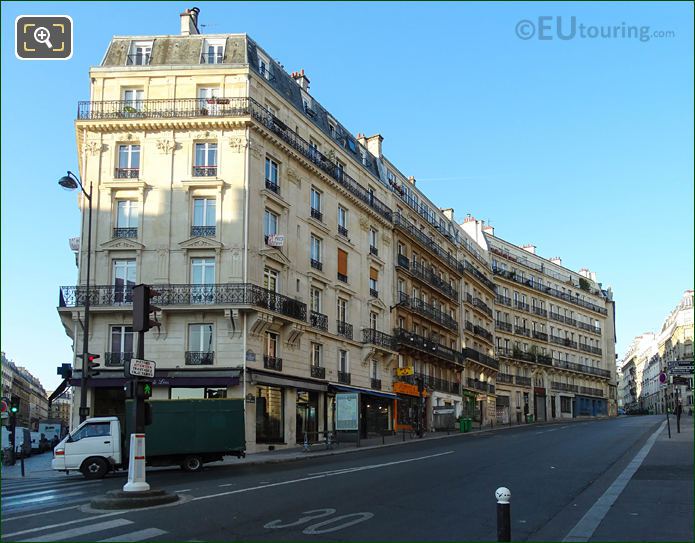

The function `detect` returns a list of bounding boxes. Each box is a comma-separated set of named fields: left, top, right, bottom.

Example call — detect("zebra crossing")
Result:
left=4, top=516, right=168, bottom=542
left=1, top=477, right=100, bottom=515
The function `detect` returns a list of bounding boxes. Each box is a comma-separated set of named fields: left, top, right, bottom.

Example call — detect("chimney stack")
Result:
left=291, top=69, right=310, bottom=91
left=365, top=134, right=383, bottom=159
left=441, top=208, right=455, bottom=221
left=521, top=244, right=536, bottom=255
left=482, top=224, right=494, bottom=236
left=180, top=7, right=200, bottom=36
left=407, top=176, right=416, bottom=186
left=549, top=257, right=562, bottom=266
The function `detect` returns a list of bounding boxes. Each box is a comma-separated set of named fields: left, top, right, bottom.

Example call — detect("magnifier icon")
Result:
left=33, top=26, right=53, bottom=49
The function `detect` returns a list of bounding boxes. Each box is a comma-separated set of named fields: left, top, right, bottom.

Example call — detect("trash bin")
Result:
left=464, top=418, right=472, bottom=432
left=459, top=418, right=466, bottom=433
left=525, top=414, right=534, bottom=424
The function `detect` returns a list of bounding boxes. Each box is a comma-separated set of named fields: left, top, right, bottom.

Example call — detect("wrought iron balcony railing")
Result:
left=362, top=328, right=395, bottom=350
left=580, top=386, right=604, bottom=397
left=310, top=311, right=328, bottom=331
left=496, top=320, right=513, bottom=332
left=396, top=371, right=460, bottom=395
left=191, top=225, right=215, bottom=237
left=577, top=320, right=602, bottom=335
left=515, top=301, right=530, bottom=312
left=113, top=227, right=137, bottom=239
left=549, top=312, right=565, bottom=323
left=532, top=331, right=549, bottom=341
left=185, top=351, right=214, bottom=365
left=105, top=352, right=132, bottom=367
left=310, top=365, right=326, bottom=379
left=338, top=371, right=351, bottom=384
left=497, top=348, right=552, bottom=366
left=514, top=326, right=531, bottom=337
left=310, top=259, right=323, bottom=271
left=531, top=306, right=548, bottom=318
left=463, top=261, right=496, bottom=293
left=58, top=283, right=306, bottom=321
left=466, top=378, right=489, bottom=392
left=265, top=179, right=280, bottom=194
left=398, top=292, right=458, bottom=331
left=371, top=378, right=382, bottom=390
left=550, top=336, right=578, bottom=350
left=553, top=359, right=611, bottom=378
left=462, top=347, right=499, bottom=370
left=77, top=97, right=394, bottom=222
left=497, top=373, right=514, bottom=384
left=396, top=254, right=410, bottom=269
left=337, top=225, right=349, bottom=237
left=474, top=324, right=494, bottom=343
left=114, top=167, right=139, bottom=179
left=337, top=272, right=348, bottom=283
left=200, top=52, right=224, bottom=64
left=310, top=208, right=323, bottom=222
left=369, top=288, right=379, bottom=298
left=263, top=355, right=282, bottom=371
left=393, top=213, right=463, bottom=274
left=369, top=246, right=379, bottom=257
left=393, top=328, right=462, bottom=366
left=496, top=294, right=512, bottom=306
left=552, top=381, right=579, bottom=393
left=193, top=166, right=217, bottom=177
left=466, top=295, right=493, bottom=318
left=408, top=261, right=459, bottom=300
left=515, top=375, right=532, bottom=387
left=336, top=321, right=353, bottom=340
left=126, top=54, right=151, bottom=66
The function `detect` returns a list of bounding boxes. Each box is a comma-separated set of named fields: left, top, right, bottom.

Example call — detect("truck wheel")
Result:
left=181, top=455, right=203, bottom=472
left=81, top=457, right=108, bottom=479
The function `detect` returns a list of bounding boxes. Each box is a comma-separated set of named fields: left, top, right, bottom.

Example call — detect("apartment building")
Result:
left=618, top=333, right=657, bottom=412
left=483, top=229, right=618, bottom=421
left=657, top=290, right=694, bottom=410
left=1, top=352, right=49, bottom=430
left=57, top=9, right=618, bottom=448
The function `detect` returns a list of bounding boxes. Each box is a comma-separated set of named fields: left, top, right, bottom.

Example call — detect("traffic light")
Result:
left=87, top=354, right=101, bottom=377
left=133, top=284, right=161, bottom=333
left=125, top=381, right=153, bottom=400
left=10, top=395, right=20, bottom=414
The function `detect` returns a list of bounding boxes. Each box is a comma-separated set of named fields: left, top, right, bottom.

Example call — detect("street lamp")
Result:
left=59, top=171, right=93, bottom=424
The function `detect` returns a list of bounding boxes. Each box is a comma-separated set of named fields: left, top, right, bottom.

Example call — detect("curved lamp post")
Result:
left=59, top=171, right=93, bottom=423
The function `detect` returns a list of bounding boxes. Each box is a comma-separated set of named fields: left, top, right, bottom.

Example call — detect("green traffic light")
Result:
left=10, top=407, right=18, bottom=413
left=144, top=384, right=152, bottom=395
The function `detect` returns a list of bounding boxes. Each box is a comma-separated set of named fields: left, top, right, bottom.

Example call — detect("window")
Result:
left=337, top=297, right=348, bottom=322
left=197, top=87, right=221, bottom=113
left=109, top=326, right=133, bottom=366
left=113, top=259, right=136, bottom=303
left=263, top=267, right=279, bottom=293
left=310, top=235, right=322, bottom=269
left=122, top=88, right=144, bottom=112
left=258, top=54, right=271, bottom=79
left=256, top=385, right=283, bottom=443
left=116, top=144, right=140, bottom=178
left=188, top=324, right=214, bottom=353
left=337, top=249, right=348, bottom=282
left=264, top=157, right=280, bottom=193
left=371, top=360, right=379, bottom=379
left=114, top=200, right=138, bottom=238
left=397, top=278, right=406, bottom=295
left=265, top=332, right=278, bottom=357
left=193, top=142, right=217, bottom=176
left=264, top=209, right=279, bottom=243
left=337, top=206, right=348, bottom=236
left=70, top=422, right=111, bottom=441
left=369, top=312, right=378, bottom=329
left=369, top=228, right=378, bottom=255
left=310, top=187, right=322, bottom=221
left=192, top=198, right=216, bottom=236
left=311, top=343, right=322, bottom=367
left=310, top=287, right=322, bottom=313
left=191, top=258, right=215, bottom=303
left=127, top=41, right=152, bottom=65
left=339, top=349, right=349, bottom=373
left=561, top=397, right=572, bottom=413
left=336, top=160, right=345, bottom=178
left=201, top=39, right=224, bottom=64
left=369, top=268, right=379, bottom=296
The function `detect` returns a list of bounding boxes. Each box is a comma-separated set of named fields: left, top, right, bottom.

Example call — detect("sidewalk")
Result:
left=589, top=414, right=694, bottom=541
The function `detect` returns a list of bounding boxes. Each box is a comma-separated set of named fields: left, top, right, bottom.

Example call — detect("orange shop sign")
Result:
left=393, top=381, right=428, bottom=397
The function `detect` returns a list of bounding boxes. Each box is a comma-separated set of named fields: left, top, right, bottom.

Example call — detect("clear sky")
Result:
left=1, top=1, right=693, bottom=390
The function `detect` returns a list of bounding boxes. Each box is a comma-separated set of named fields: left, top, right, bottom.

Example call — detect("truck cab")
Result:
left=52, top=417, right=121, bottom=479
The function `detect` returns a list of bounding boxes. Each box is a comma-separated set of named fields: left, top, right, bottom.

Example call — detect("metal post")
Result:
left=676, top=388, right=681, bottom=434
left=665, top=387, right=671, bottom=439
left=78, top=181, right=93, bottom=424
left=20, top=449, right=25, bottom=477
left=135, top=331, right=145, bottom=433
left=496, top=487, right=511, bottom=542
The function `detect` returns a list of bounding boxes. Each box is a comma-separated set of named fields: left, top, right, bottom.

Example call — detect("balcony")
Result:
left=514, top=301, right=530, bottom=312
left=515, top=375, right=532, bottom=387
left=463, top=261, right=496, bottom=293
left=362, top=328, right=395, bottom=350
left=193, top=165, right=217, bottom=177
left=126, top=54, right=151, bottom=66
left=263, top=355, right=283, bottom=371
left=191, top=225, right=215, bottom=237
left=336, top=321, right=353, bottom=340
left=393, top=328, right=462, bottom=366
left=310, top=311, right=328, bottom=331
left=58, top=283, right=306, bottom=321
left=466, top=378, right=489, bottom=392
left=514, top=326, right=531, bottom=337
left=496, top=294, right=511, bottom=306
left=310, top=365, right=326, bottom=379
left=113, top=227, right=137, bottom=239
left=310, top=208, right=323, bottom=222
left=393, top=213, right=463, bottom=274
left=337, top=272, right=348, bottom=283
left=114, top=168, right=139, bottom=179
left=310, top=259, right=323, bottom=271
left=577, top=321, right=602, bottom=335
left=370, top=288, right=379, bottom=298
left=185, top=351, right=214, bottom=365
left=397, top=292, right=458, bottom=331
left=265, top=179, right=280, bottom=194
left=552, top=381, right=579, bottom=393
left=462, top=347, right=499, bottom=371
left=531, top=306, right=548, bottom=318
left=550, top=336, right=578, bottom=350
left=396, top=254, right=410, bottom=269
left=105, top=352, right=132, bottom=367
left=465, top=293, right=493, bottom=318
left=549, top=312, right=565, bottom=323
left=371, top=378, right=382, bottom=390
left=337, top=225, right=349, bottom=237
left=408, top=261, right=459, bottom=300
left=532, top=331, right=549, bottom=341
left=497, top=373, right=514, bottom=384
left=553, top=359, right=611, bottom=378
left=579, top=386, right=604, bottom=397
left=369, top=246, right=379, bottom=257
left=474, top=324, right=494, bottom=343
left=397, top=371, right=460, bottom=395
left=496, top=320, right=512, bottom=333
left=497, top=348, right=551, bottom=366
left=338, top=371, right=351, bottom=384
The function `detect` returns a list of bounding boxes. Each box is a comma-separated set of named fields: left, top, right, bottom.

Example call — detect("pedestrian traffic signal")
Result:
left=10, top=395, right=20, bottom=414
left=133, top=284, right=161, bottom=333
left=125, top=381, right=153, bottom=400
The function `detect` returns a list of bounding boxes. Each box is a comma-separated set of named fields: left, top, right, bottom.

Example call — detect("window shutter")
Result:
left=338, top=249, right=348, bottom=276
left=370, top=267, right=378, bottom=280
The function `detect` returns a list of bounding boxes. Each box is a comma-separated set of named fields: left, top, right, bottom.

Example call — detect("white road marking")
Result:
left=23, top=518, right=133, bottom=542
left=1, top=505, right=80, bottom=522
left=192, top=451, right=454, bottom=503
left=563, top=420, right=666, bottom=542
left=218, top=483, right=235, bottom=487
left=302, top=512, right=374, bottom=534
left=174, top=489, right=192, bottom=492
left=1, top=479, right=101, bottom=493
left=2, top=490, right=87, bottom=507
left=99, top=527, right=167, bottom=541
left=560, top=425, right=570, bottom=429
left=2, top=511, right=125, bottom=539
left=3, top=488, right=89, bottom=500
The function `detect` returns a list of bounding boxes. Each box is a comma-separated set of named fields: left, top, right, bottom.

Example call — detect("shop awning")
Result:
left=249, top=371, right=327, bottom=392
left=330, top=384, right=398, bottom=400
left=70, top=369, right=241, bottom=388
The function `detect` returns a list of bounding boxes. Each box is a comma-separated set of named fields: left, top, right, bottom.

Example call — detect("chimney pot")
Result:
left=180, top=7, right=200, bottom=36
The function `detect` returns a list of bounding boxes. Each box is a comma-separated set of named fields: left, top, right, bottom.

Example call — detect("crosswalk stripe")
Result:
left=3, top=488, right=89, bottom=500
left=99, top=528, right=167, bottom=542
left=23, top=519, right=133, bottom=542
left=2, top=510, right=123, bottom=538
left=1, top=505, right=80, bottom=522
left=1, top=479, right=100, bottom=494
left=2, top=490, right=87, bottom=508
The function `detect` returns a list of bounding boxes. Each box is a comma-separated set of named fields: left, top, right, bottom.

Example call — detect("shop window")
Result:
left=256, top=385, right=284, bottom=443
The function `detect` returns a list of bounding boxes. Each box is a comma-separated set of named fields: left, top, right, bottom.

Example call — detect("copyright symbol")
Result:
left=516, top=19, right=535, bottom=40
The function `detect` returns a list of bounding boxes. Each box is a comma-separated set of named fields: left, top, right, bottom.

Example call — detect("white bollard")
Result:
left=123, top=433, right=150, bottom=492
left=496, top=487, right=511, bottom=542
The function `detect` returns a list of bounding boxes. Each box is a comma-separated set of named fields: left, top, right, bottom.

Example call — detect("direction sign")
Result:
left=128, top=358, right=156, bottom=379
left=669, top=367, right=694, bottom=376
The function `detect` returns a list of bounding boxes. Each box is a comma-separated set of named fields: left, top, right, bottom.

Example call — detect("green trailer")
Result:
left=124, top=398, right=246, bottom=472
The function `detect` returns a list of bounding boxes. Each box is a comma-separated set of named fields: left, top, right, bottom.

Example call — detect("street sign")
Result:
left=659, top=372, right=667, bottom=384
left=396, top=367, right=414, bottom=376
left=668, top=367, right=693, bottom=376
left=128, top=358, right=156, bottom=379
left=672, top=376, right=690, bottom=386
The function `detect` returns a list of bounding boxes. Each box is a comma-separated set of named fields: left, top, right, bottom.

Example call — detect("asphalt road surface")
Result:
left=1, top=416, right=690, bottom=541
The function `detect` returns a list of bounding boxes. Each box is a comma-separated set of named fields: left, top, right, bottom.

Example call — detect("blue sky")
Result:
left=1, top=1, right=693, bottom=389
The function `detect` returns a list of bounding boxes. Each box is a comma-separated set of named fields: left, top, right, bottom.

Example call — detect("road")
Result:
left=2, top=416, right=692, bottom=541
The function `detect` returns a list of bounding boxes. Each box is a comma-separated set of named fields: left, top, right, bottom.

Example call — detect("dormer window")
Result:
left=127, top=41, right=152, bottom=66
left=258, top=53, right=271, bottom=79
left=201, top=39, right=225, bottom=64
